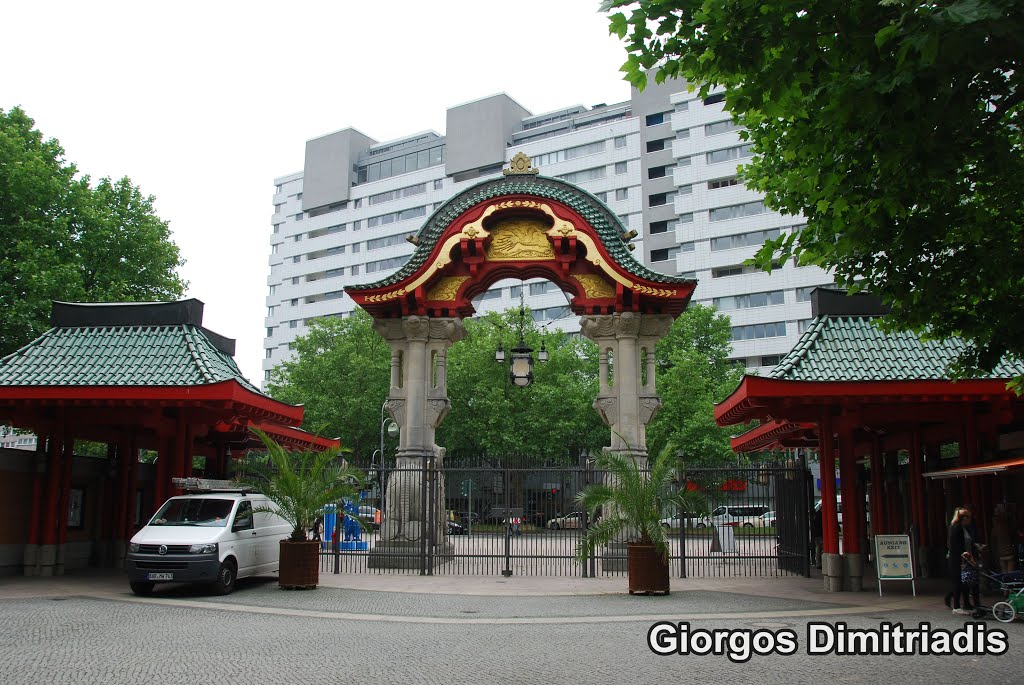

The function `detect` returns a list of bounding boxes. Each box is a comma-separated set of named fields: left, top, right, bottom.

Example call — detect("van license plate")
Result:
left=147, top=572, right=173, bottom=581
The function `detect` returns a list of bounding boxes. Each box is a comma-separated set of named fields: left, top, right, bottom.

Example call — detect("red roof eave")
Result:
left=730, top=420, right=816, bottom=453
left=715, top=376, right=1018, bottom=426
left=923, top=456, right=1024, bottom=480
left=250, top=420, right=340, bottom=452
left=0, top=379, right=304, bottom=426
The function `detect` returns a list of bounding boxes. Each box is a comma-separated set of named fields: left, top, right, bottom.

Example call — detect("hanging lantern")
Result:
left=509, top=337, right=534, bottom=387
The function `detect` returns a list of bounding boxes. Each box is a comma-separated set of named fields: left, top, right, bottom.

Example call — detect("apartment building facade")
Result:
left=263, top=81, right=834, bottom=383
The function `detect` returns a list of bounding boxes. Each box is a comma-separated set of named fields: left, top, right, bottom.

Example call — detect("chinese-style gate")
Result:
left=346, top=153, right=695, bottom=565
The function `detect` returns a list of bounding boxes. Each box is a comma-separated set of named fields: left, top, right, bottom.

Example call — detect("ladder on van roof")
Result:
left=171, top=477, right=256, bottom=494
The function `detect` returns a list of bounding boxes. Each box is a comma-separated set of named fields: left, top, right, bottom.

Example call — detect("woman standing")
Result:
left=946, top=508, right=973, bottom=615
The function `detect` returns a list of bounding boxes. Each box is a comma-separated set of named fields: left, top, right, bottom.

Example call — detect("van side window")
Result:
left=233, top=501, right=253, bottom=531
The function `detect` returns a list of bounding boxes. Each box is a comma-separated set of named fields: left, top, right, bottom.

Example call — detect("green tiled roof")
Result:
left=0, top=324, right=262, bottom=392
left=770, top=316, right=1024, bottom=382
left=347, top=174, right=694, bottom=291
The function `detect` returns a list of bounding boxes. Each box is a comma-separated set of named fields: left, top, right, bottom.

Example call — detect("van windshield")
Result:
left=150, top=498, right=234, bottom=527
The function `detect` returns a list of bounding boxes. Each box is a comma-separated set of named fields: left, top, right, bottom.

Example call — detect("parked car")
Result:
left=447, top=519, right=467, bottom=535
left=125, top=491, right=290, bottom=596
left=659, top=512, right=709, bottom=528
left=357, top=505, right=381, bottom=530
left=546, top=512, right=585, bottom=530
left=758, top=511, right=777, bottom=527
left=709, top=504, right=771, bottom=528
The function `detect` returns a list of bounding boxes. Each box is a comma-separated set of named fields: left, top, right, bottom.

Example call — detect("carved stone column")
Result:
left=581, top=312, right=673, bottom=570
left=370, top=316, right=465, bottom=567
left=581, top=312, right=673, bottom=462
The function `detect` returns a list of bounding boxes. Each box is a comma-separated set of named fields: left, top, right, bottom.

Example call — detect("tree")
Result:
left=646, top=303, right=744, bottom=466
left=440, top=310, right=607, bottom=459
left=0, top=107, right=186, bottom=355
left=267, top=310, right=390, bottom=459
left=603, top=1, right=1024, bottom=379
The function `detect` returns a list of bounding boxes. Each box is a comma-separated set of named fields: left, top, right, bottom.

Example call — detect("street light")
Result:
left=370, top=401, right=399, bottom=502
left=495, top=287, right=547, bottom=387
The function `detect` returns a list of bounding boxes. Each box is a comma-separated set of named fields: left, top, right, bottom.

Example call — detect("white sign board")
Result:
left=710, top=524, right=737, bottom=554
left=874, top=534, right=916, bottom=596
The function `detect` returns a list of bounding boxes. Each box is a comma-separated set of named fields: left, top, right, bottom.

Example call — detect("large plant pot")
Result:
left=279, top=540, right=320, bottom=590
left=627, top=543, right=670, bottom=595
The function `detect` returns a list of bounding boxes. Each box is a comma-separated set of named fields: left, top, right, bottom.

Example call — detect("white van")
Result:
left=709, top=504, right=771, bottom=527
left=125, top=489, right=290, bottom=596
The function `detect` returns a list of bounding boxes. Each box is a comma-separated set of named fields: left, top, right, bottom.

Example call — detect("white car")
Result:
left=757, top=511, right=777, bottom=527
left=659, top=513, right=709, bottom=529
left=546, top=512, right=585, bottom=530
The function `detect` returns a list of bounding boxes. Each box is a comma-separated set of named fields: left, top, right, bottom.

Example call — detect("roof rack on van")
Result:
left=171, top=477, right=256, bottom=494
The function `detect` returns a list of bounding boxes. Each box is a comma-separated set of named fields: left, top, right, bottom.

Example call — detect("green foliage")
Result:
left=0, top=107, right=186, bottom=356
left=575, top=445, right=709, bottom=560
left=267, top=310, right=390, bottom=459
left=646, top=304, right=744, bottom=466
left=440, top=309, right=606, bottom=459
left=603, top=1, right=1024, bottom=380
left=234, top=428, right=363, bottom=541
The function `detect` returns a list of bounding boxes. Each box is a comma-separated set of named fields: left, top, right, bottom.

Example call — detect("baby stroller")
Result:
left=962, top=554, right=1024, bottom=623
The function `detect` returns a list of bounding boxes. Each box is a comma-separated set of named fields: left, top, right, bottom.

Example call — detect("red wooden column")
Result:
left=819, top=414, right=840, bottom=552
left=963, top=409, right=981, bottom=515
left=25, top=435, right=48, bottom=547
left=908, top=427, right=927, bottom=545
left=113, top=437, right=132, bottom=550
left=55, top=427, right=74, bottom=575
left=182, top=423, right=194, bottom=479
left=838, top=423, right=861, bottom=554
left=869, top=436, right=886, bottom=536
left=153, top=436, right=172, bottom=512
left=925, top=442, right=944, bottom=549
left=883, top=450, right=900, bottom=533
left=123, top=434, right=139, bottom=542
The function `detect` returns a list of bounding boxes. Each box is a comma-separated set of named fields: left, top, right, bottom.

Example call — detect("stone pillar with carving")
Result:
left=581, top=312, right=673, bottom=463
left=581, top=312, right=673, bottom=570
left=370, top=316, right=465, bottom=567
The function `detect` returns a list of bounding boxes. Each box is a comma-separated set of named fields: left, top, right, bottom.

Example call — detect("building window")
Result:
left=293, top=234, right=303, bottom=242
left=760, top=354, right=783, bottom=366
left=678, top=184, right=692, bottom=195
left=510, top=285, right=523, bottom=299
left=674, top=101, right=689, bottom=113
left=266, top=327, right=274, bottom=337
left=352, top=220, right=361, bottom=230
left=352, top=243, right=361, bottom=253
left=272, top=223, right=281, bottom=234
left=645, top=112, right=667, bottom=126
left=731, top=321, right=786, bottom=341
left=650, top=247, right=680, bottom=262
left=271, top=244, right=279, bottom=254
left=351, top=265, right=360, bottom=275
left=706, top=143, right=755, bottom=165
left=353, top=199, right=362, bottom=208
left=708, top=176, right=739, bottom=190
left=307, top=224, right=345, bottom=239
left=264, top=370, right=271, bottom=381
left=706, top=119, right=739, bottom=136
left=709, top=200, right=766, bottom=222
left=713, top=290, right=785, bottom=310
left=649, top=192, right=676, bottom=207
left=710, top=227, right=782, bottom=252
left=615, top=161, right=628, bottom=175
left=366, top=205, right=427, bottom=228
left=356, top=145, right=446, bottom=184
left=530, top=282, right=555, bottom=296
left=648, top=165, right=674, bottom=179
left=369, top=183, right=427, bottom=206
left=365, top=256, right=407, bottom=274
left=291, top=277, right=300, bottom=285
left=678, top=212, right=694, bottom=224
left=676, top=128, right=691, bottom=139
left=614, top=136, right=627, bottom=148
left=306, top=245, right=346, bottom=260
left=532, top=140, right=606, bottom=167
left=367, top=233, right=410, bottom=250
left=649, top=219, right=677, bottom=235
left=292, top=256, right=301, bottom=264
left=294, top=213, right=304, bottom=221
left=268, top=284, right=277, bottom=295
left=289, top=320, right=298, bottom=329
left=434, top=179, right=443, bottom=190
left=680, top=241, right=695, bottom=253
left=645, top=139, right=668, bottom=153
left=594, top=191, right=607, bottom=202
left=615, top=188, right=629, bottom=201
left=558, top=167, right=606, bottom=184
left=703, top=92, right=726, bottom=105
left=265, top=348, right=273, bottom=359
left=291, top=298, right=298, bottom=306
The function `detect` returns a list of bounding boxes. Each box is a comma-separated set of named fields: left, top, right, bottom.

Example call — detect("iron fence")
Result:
left=319, top=456, right=811, bottom=579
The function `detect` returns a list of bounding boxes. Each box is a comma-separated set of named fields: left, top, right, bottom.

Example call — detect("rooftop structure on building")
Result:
left=264, top=81, right=836, bottom=384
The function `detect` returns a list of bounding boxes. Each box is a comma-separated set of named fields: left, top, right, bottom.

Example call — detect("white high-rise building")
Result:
left=263, top=81, right=834, bottom=384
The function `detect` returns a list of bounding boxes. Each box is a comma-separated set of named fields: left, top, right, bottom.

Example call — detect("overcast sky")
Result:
left=2, top=1, right=637, bottom=382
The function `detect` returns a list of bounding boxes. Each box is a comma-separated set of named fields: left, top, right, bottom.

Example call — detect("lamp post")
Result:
left=370, top=401, right=399, bottom=514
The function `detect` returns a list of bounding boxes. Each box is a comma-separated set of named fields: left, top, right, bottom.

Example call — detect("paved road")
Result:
left=0, top=575, right=1019, bottom=684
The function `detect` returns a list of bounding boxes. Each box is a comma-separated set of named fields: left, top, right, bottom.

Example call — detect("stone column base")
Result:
left=601, top=542, right=630, bottom=572
left=843, top=553, right=865, bottom=592
left=367, top=541, right=453, bottom=569
left=37, top=544, right=58, bottom=577
left=822, top=552, right=844, bottom=592
left=22, top=544, right=39, bottom=576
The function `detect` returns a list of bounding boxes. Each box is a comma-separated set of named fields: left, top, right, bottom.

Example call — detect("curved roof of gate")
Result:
left=346, top=173, right=694, bottom=292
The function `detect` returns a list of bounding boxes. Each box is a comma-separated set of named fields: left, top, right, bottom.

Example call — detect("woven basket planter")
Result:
left=278, top=540, right=320, bottom=590
left=627, top=543, right=670, bottom=595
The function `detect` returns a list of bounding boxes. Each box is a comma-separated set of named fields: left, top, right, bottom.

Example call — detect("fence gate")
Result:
left=321, top=457, right=811, bottom=579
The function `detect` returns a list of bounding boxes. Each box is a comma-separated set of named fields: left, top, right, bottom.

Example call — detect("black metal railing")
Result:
left=319, top=456, right=811, bottom=579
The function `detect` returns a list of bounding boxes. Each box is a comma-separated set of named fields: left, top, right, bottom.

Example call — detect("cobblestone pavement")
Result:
left=0, top=577, right=1020, bottom=684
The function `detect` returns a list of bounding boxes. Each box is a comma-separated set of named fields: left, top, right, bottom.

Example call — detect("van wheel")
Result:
left=211, top=559, right=237, bottom=595
left=696, top=522, right=706, bottom=528
left=743, top=522, right=755, bottom=528
left=130, top=581, right=154, bottom=596
left=550, top=523, right=560, bottom=530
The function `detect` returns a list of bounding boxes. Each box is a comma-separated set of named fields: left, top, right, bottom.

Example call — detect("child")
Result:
left=960, top=547, right=981, bottom=611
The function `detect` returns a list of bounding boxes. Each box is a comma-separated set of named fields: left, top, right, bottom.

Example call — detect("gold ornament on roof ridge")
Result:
left=503, top=152, right=539, bottom=176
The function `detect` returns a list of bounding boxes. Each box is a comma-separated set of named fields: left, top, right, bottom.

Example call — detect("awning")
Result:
left=923, top=456, right=1024, bottom=479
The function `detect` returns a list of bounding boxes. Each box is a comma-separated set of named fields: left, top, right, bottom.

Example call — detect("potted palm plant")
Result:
left=576, top=445, right=708, bottom=595
left=236, top=428, right=363, bottom=590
